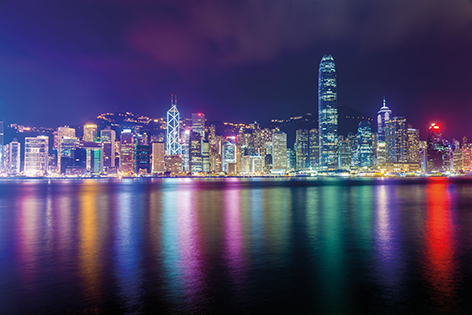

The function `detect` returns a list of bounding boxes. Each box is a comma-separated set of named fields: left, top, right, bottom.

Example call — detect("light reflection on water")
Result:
left=1, top=178, right=472, bottom=314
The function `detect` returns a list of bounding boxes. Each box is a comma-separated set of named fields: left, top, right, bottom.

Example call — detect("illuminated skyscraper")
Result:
left=100, top=127, right=116, bottom=172
left=377, top=97, right=392, bottom=142
left=357, top=121, right=373, bottom=167
left=385, top=116, right=407, bottom=163
left=120, top=130, right=136, bottom=176
left=318, top=55, right=338, bottom=170
left=426, top=123, right=450, bottom=172
left=166, top=94, right=181, bottom=155
left=0, top=119, right=3, bottom=173
left=406, top=127, right=420, bottom=164
left=192, top=113, right=205, bottom=137
left=338, top=136, right=352, bottom=170
left=272, top=131, right=287, bottom=173
left=189, top=132, right=203, bottom=173
left=151, top=142, right=166, bottom=173
left=83, top=124, right=98, bottom=142
left=8, top=139, right=21, bottom=175
left=295, top=129, right=309, bottom=170
left=222, top=136, right=237, bottom=173
left=309, top=129, right=318, bottom=169
left=54, top=126, right=75, bottom=150
left=24, top=136, right=49, bottom=176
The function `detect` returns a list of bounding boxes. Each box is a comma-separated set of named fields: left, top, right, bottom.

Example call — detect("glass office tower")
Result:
left=318, top=55, right=338, bottom=170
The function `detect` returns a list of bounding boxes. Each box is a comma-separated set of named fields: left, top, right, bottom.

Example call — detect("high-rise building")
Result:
left=309, top=129, right=318, bottom=169
left=272, top=131, right=287, bottom=173
left=406, top=128, right=420, bottom=164
left=295, top=129, right=309, bottom=170
left=385, top=117, right=407, bottom=163
left=151, top=142, right=165, bottom=173
left=202, top=139, right=210, bottom=173
left=222, top=136, right=237, bottom=173
left=120, top=130, right=136, bottom=176
left=100, top=127, right=116, bottom=172
left=83, top=124, right=98, bottom=142
left=318, top=54, right=338, bottom=170
left=426, top=123, right=451, bottom=172
left=165, top=155, right=183, bottom=175
left=192, top=113, right=205, bottom=137
left=189, top=132, right=203, bottom=173
left=377, top=97, right=392, bottom=142
left=8, top=139, right=21, bottom=175
left=166, top=94, right=181, bottom=155
left=54, top=126, right=76, bottom=150
left=24, top=136, right=49, bottom=176
left=357, top=121, right=373, bottom=167
left=0, top=119, right=3, bottom=173
left=59, top=136, right=79, bottom=174
left=136, top=144, right=151, bottom=175
left=338, top=136, right=352, bottom=170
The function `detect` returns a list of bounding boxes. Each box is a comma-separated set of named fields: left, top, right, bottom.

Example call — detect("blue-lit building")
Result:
left=166, top=94, right=181, bottom=155
left=357, top=121, right=373, bottom=167
left=377, top=97, right=392, bottom=142
left=318, top=55, right=338, bottom=170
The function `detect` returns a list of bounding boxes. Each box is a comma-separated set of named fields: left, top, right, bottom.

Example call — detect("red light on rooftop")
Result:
left=433, top=125, right=440, bottom=130
left=198, top=113, right=202, bottom=117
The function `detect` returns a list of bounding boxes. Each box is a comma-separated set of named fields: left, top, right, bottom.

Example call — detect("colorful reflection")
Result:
left=79, top=181, right=101, bottom=301
left=422, top=180, right=458, bottom=312
left=224, top=187, right=245, bottom=287
left=114, top=184, right=143, bottom=312
left=162, top=181, right=206, bottom=310
left=374, top=185, right=405, bottom=308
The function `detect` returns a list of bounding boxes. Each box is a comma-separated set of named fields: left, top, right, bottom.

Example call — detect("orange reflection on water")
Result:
left=79, top=180, right=100, bottom=299
left=423, top=180, right=457, bottom=311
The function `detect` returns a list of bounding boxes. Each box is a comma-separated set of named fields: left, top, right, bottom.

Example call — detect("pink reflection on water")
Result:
left=224, top=187, right=245, bottom=284
left=176, top=186, right=206, bottom=303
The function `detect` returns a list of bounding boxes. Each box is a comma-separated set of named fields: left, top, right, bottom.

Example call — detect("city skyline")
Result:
left=0, top=1, right=471, bottom=140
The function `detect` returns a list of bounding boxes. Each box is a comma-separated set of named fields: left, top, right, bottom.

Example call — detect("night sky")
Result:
left=0, top=0, right=471, bottom=140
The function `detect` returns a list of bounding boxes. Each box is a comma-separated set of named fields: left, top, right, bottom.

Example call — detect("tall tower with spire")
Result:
left=166, top=94, right=181, bottom=155
left=318, top=54, right=338, bottom=170
left=377, top=97, right=392, bottom=142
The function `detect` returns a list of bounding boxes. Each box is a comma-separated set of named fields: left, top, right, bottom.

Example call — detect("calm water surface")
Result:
left=1, top=177, right=472, bottom=314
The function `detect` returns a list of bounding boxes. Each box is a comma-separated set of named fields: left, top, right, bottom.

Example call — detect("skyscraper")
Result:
left=192, top=113, right=205, bottom=137
left=295, top=129, right=309, bottom=170
left=318, top=55, right=338, bottom=170
left=24, top=136, right=49, bottom=176
left=166, top=94, right=181, bottom=155
left=0, top=118, right=3, bottom=173
left=357, top=121, right=373, bottom=167
left=377, top=97, right=392, bottom=142
left=100, top=127, right=116, bottom=172
left=8, top=139, right=21, bottom=175
left=83, top=124, right=98, bottom=142
left=385, top=116, right=407, bottom=163
left=120, top=130, right=136, bottom=176
left=151, top=142, right=166, bottom=173
left=272, top=131, right=287, bottom=174
left=189, top=132, right=203, bottom=173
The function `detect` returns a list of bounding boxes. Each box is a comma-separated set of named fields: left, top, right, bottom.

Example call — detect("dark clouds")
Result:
left=0, top=0, right=471, bottom=139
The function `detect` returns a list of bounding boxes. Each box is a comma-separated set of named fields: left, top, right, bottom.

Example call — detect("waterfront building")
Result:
left=222, top=136, right=237, bottom=173
left=83, top=124, right=98, bottom=142
left=120, top=130, right=136, bottom=176
left=406, top=127, right=420, bottom=165
left=189, top=132, right=203, bottom=173
left=24, top=136, right=49, bottom=176
left=59, top=136, right=79, bottom=174
left=136, top=144, right=151, bottom=175
left=385, top=116, right=407, bottom=163
left=202, top=139, right=210, bottom=173
left=272, top=131, right=287, bottom=174
left=181, top=129, right=191, bottom=172
left=192, top=113, right=205, bottom=137
left=309, top=129, right=318, bottom=169
left=426, top=123, right=451, bottom=172
left=338, top=136, right=352, bottom=170
left=100, top=127, right=116, bottom=173
left=54, top=126, right=75, bottom=150
left=166, top=94, right=181, bottom=155
left=7, top=139, right=20, bottom=175
left=151, top=142, right=165, bottom=173
left=166, top=155, right=183, bottom=175
left=0, top=119, right=3, bottom=173
left=295, top=129, right=309, bottom=170
left=357, top=121, right=373, bottom=167
left=377, top=97, right=392, bottom=142
left=318, top=54, right=338, bottom=170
